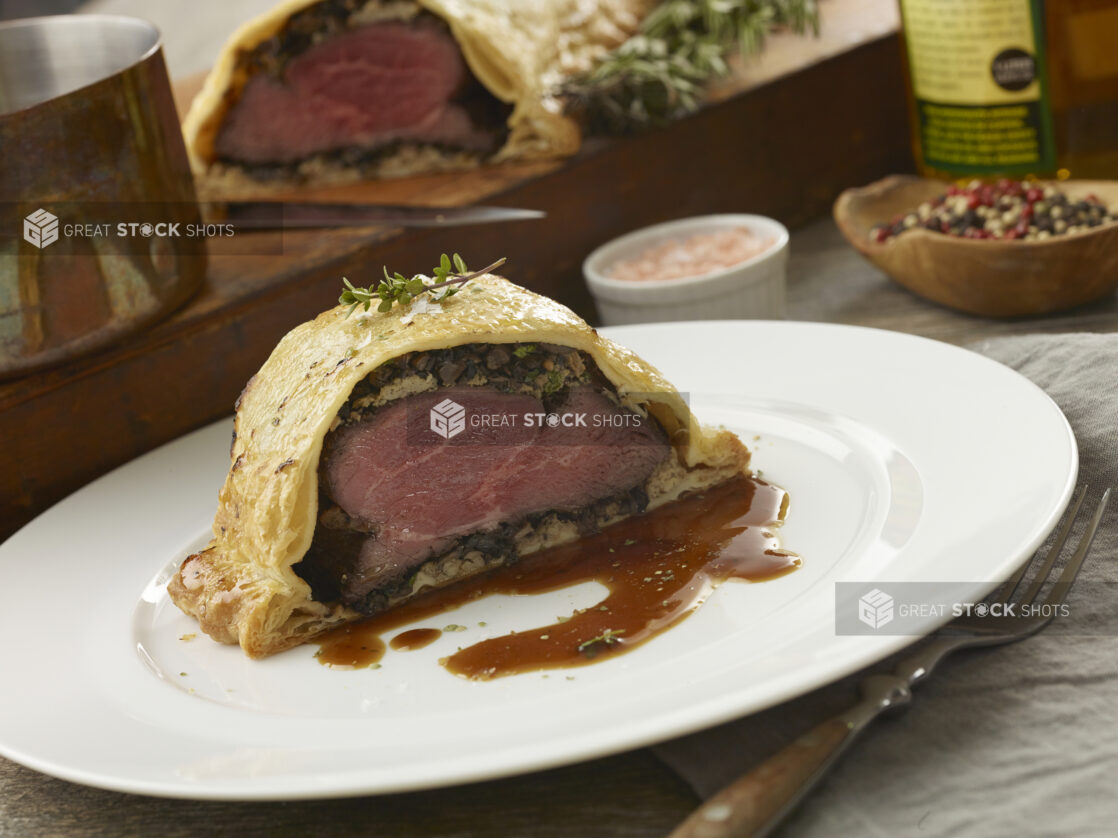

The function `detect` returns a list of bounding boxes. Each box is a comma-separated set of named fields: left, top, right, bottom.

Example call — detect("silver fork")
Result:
left=668, top=485, right=1111, bottom=838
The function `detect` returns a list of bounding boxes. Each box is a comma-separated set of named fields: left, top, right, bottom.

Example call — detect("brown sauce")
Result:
left=389, top=627, right=442, bottom=651
left=314, top=629, right=386, bottom=668
left=315, top=476, right=797, bottom=678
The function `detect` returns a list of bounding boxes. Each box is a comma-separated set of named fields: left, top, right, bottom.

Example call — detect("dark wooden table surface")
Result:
left=3, top=216, right=1116, bottom=838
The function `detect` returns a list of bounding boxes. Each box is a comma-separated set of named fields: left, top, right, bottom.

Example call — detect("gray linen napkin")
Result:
left=654, top=332, right=1118, bottom=838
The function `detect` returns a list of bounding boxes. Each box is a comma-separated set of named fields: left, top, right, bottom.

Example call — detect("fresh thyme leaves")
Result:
left=561, top=0, right=819, bottom=133
left=437, top=252, right=468, bottom=282
left=339, top=255, right=506, bottom=317
left=577, top=628, right=626, bottom=658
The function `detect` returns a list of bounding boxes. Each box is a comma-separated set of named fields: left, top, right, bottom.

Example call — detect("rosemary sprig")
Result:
left=339, top=255, right=506, bottom=317
left=561, top=0, right=819, bottom=134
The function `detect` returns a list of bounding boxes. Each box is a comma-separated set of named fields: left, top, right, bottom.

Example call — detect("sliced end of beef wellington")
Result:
left=182, top=0, right=654, bottom=192
left=168, top=274, right=749, bottom=657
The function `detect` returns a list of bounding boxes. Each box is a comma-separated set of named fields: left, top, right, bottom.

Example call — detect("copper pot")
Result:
left=0, top=15, right=205, bottom=378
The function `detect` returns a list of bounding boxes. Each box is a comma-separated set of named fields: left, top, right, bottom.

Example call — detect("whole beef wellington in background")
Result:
left=168, top=272, right=751, bottom=657
left=183, top=0, right=654, bottom=192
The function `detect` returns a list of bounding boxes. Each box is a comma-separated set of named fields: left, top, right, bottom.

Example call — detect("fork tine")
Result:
left=995, top=540, right=1045, bottom=605
left=1017, top=485, right=1089, bottom=606
left=1044, top=488, right=1111, bottom=608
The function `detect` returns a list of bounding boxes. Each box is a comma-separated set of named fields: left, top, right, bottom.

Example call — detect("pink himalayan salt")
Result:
left=607, top=227, right=772, bottom=282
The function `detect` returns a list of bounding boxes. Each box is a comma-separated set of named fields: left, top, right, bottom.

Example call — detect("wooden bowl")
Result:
left=833, top=174, right=1118, bottom=317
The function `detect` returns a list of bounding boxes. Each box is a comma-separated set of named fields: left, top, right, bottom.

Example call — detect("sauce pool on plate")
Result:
left=315, top=476, right=798, bottom=678
left=390, top=627, right=443, bottom=651
left=607, top=227, right=773, bottom=282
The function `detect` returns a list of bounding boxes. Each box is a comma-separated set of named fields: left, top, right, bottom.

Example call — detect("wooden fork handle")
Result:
left=666, top=716, right=852, bottom=838
left=668, top=675, right=911, bottom=838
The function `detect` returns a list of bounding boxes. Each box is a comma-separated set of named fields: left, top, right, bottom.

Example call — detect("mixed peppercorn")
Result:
left=871, top=180, right=1117, bottom=243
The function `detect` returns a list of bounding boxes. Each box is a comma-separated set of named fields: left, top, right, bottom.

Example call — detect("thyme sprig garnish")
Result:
left=577, top=628, right=626, bottom=658
left=339, top=255, right=506, bottom=317
left=561, top=0, right=819, bottom=133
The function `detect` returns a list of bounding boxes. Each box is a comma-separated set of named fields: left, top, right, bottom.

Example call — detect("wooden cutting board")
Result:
left=0, top=0, right=911, bottom=540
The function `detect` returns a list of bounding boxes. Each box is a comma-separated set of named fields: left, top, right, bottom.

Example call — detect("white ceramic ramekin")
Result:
left=582, top=214, right=789, bottom=326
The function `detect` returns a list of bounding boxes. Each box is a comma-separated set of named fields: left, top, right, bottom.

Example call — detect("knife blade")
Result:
left=204, top=202, right=545, bottom=230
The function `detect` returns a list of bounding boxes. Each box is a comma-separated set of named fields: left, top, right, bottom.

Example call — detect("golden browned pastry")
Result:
left=169, top=272, right=750, bottom=657
left=182, top=0, right=653, bottom=193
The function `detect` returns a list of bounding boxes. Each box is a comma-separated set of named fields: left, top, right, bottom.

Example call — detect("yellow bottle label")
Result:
left=900, top=0, right=1055, bottom=174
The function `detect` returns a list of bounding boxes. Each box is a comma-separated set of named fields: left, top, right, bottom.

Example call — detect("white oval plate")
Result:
left=0, top=321, right=1075, bottom=800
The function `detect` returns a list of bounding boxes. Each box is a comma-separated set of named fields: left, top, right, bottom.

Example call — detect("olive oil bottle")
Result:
left=899, top=0, right=1118, bottom=179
